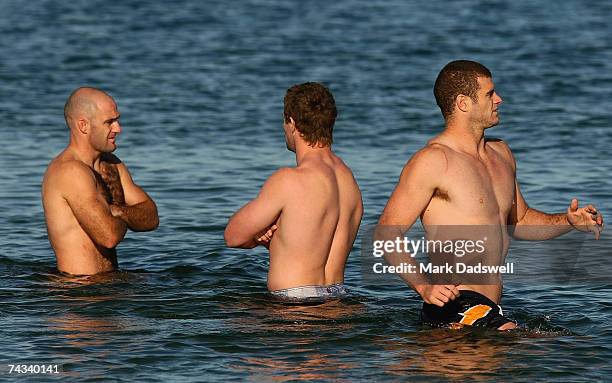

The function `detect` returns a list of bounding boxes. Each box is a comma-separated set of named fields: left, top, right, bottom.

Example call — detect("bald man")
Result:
left=42, top=87, right=159, bottom=275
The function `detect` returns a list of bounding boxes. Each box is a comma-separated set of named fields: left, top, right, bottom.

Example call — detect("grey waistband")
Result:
left=270, top=283, right=349, bottom=301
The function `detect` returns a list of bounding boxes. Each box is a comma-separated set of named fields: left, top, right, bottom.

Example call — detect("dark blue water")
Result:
left=1, top=0, right=611, bottom=381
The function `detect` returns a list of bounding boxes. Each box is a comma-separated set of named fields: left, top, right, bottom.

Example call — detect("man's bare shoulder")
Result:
left=404, top=143, right=449, bottom=173
left=295, top=154, right=357, bottom=184
left=333, top=155, right=358, bottom=178
left=332, top=156, right=363, bottom=203
left=262, top=167, right=298, bottom=191
left=485, top=137, right=516, bottom=169
left=390, top=145, right=449, bottom=193
left=44, top=159, right=95, bottom=192
left=485, top=137, right=511, bottom=153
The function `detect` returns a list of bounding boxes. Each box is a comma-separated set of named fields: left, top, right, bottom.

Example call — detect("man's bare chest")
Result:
left=434, top=156, right=515, bottom=216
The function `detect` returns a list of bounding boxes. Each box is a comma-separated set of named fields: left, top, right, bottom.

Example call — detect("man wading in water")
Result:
left=42, top=87, right=159, bottom=275
left=378, top=60, right=604, bottom=330
left=225, top=82, right=363, bottom=301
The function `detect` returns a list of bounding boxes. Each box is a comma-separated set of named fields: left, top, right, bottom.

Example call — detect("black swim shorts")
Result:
left=421, top=290, right=514, bottom=329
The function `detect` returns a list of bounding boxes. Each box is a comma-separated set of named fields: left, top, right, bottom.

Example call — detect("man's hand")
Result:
left=109, top=204, right=125, bottom=219
left=416, top=284, right=460, bottom=307
left=254, top=224, right=278, bottom=249
left=567, top=198, right=604, bottom=240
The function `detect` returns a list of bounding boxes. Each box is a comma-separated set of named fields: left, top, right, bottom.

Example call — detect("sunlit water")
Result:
left=1, top=0, right=611, bottom=381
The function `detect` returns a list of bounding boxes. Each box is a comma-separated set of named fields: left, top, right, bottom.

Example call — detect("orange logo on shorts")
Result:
left=459, top=304, right=492, bottom=325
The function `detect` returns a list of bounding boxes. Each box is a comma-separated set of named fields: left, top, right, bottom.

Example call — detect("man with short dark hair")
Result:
left=225, top=82, right=363, bottom=301
left=378, top=60, right=603, bottom=330
left=42, top=87, right=159, bottom=275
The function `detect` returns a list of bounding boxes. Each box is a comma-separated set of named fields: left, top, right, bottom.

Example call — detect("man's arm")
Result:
left=224, top=169, right=289, bottom=248
left=378, top=147, right=460, bottom=307
left=508, top=177, right=574, bottom=240
left=504, top=144, right=604, bottom=240
left=111, top=161, right=159, bottom=232
left=60, top=162, right=127, bottom=249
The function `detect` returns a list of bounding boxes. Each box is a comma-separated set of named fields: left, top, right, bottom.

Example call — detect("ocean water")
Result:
left=1, top=0, right=611, bottom=381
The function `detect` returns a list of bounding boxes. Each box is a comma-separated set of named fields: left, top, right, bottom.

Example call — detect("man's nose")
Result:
left=494, top=92, right=503, bottom=104
left=113, top=122, right=122, bottom=133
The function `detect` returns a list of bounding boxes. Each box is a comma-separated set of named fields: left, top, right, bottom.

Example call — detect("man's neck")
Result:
left=68, top=137, right=102, bottom=169
left=294, top=139, right=333, bottom=165
left=443, top=119, right=487, bottom=156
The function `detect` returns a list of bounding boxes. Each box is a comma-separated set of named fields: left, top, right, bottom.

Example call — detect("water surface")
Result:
left=1, top=0, right=611, bottom=381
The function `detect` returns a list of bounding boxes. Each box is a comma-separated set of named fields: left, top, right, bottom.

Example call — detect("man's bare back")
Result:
left=225, top=82, right=363, bottom=296
left=42, top=87, right=158, bottom=276
left=266, top=152, right=362, bottom=290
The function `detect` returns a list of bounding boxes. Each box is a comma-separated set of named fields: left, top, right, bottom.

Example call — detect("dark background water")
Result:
left=1, top=0, right=611, bottom=381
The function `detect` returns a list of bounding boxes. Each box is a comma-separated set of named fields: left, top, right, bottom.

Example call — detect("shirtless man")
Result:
left=42, top=87, right=159, bottom=275
left=224, top=82, right=363, bottom=301
left=378, top=60, right=604, bottom=329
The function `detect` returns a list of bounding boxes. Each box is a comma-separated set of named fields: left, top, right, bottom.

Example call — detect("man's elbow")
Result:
left=100, top=232, right=124, bottom=249
left=151, top=215, right=160, bottom=230
left=224, top=227, right=238, bottom=248
left=143, top=202, right=160, bottom=231
left=99, top=223, right=127, bottom=248
left=224, top=224, right=245, bottom=248
left=142, top=215, right=160, bottom=231
left=149, top=203, right=160, bottom=230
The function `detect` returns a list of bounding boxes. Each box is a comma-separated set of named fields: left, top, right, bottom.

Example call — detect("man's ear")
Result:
left=456, top=94, right=471, bottom=113
left=287, top=117, right=296, bottom=133
left=76, top=118, right=89, bottom=134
